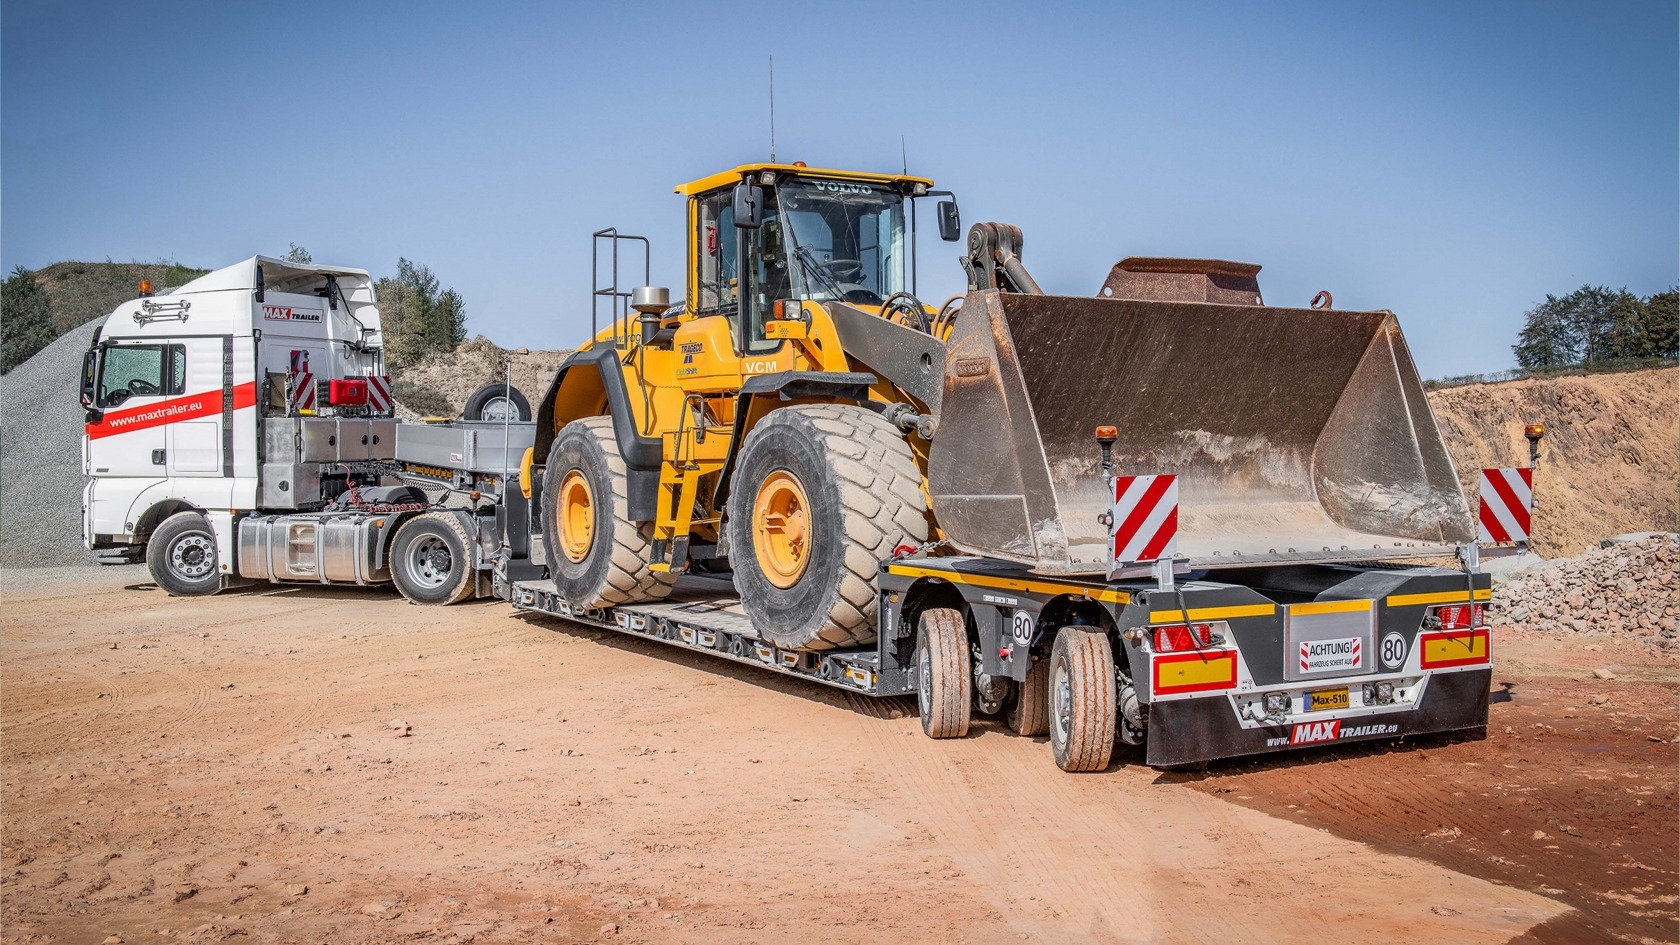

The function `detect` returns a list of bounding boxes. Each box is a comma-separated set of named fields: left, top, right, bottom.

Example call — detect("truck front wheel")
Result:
left=1049, top=628, right=1117, bottom=772
left=390, top=512, right=477, bottom=605
left=147, top=511, right=222, bottom=597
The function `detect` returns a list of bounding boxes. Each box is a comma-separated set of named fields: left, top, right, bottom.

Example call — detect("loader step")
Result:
left=507, top=578, right=892, bottom=696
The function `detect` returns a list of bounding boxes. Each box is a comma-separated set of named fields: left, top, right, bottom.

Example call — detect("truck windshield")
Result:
left=778, top=180, right=906, bottom=306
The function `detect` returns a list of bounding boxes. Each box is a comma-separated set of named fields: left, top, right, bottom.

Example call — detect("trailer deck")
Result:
left=507, top=576, right=901, bottom=695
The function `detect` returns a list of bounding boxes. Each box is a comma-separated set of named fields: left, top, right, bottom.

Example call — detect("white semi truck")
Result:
left=82, top=233, right=1518, bottom=772
left=80, top=256, right=534, bottom=603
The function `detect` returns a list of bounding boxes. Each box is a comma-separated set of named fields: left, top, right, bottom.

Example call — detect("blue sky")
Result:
left=4, top=0, right=1674, bottom=377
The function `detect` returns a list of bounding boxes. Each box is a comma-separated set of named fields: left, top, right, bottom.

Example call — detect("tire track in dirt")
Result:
left=156, top=668, right=213, bottom=736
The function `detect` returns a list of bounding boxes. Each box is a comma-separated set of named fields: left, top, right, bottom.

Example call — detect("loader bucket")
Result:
left=929, top=290, right=1473, bottom=574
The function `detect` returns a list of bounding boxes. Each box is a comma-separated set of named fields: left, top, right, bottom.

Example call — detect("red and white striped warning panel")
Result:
left=367, top=374, right=393, bottom=415
left=1478, top=467, right=1533, bottom=544
left=1110, top=473, right=1178, bottom=565
left=289, top=350, right=315, bottom=412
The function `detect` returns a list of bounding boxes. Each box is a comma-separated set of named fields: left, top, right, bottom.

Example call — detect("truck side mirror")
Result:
left=733, top=183, right=764, bottom=230
left=80, top=348, right=98, bottom=409
left=937, top=200, right=960, bottom=242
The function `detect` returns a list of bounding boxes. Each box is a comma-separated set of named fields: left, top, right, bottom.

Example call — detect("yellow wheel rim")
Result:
left=558, top=469, right=594, bottom=564
left=752, top=470, right=811, bottom=588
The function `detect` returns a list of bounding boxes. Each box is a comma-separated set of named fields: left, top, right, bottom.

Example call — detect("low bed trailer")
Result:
left=503, top=552, right=1496, bottom=770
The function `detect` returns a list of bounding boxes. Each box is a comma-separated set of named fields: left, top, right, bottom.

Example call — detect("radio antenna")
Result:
left=901, top=135, right=908, bottom=175
left=768, top=57, right=776, bottom=163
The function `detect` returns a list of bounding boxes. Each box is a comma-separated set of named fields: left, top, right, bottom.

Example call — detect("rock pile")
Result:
left=1492, top=534, right=1678, bottom=643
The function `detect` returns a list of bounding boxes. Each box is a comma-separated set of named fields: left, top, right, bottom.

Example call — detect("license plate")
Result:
left=1308, top=687, right=1350, bottom=711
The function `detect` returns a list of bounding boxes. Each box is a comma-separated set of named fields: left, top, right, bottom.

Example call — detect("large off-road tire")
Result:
left=725, top=404, right=927, bottom=651
left=1049, top=628, right=1118, bottom=772
left=463, top=382, right=530, bottom=422
left=389, top=512, right=477, bottom=605
left=1006, top=654, right=1051, bottom=737
left=146, top=511, right=221, bottom=597
left=542, top=416, right=674, bottom=608
left=917, top=607, right=972, bottom=738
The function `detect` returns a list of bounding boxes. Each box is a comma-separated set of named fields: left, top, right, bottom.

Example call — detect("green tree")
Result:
left=374, top=258, right=468, bottom=368
left=1, top=266, right=58, bottom=373
left=1512, top=284, right=1655, bottom=368
left=1512, top=295, right=1578, bottom=368
left=285, top=243, right=313, bottom=264
left=1633, top=288, right=1678, bottom=358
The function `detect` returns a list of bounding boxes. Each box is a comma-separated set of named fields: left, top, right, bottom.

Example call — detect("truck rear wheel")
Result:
left=390, top=512, right=477, bottom=605
left=1006, top=655, right=1050, bottom=736
left=917, top=607, right=971, bottom=738
left=726, top=404, right=928, bottom=651
left=542, top=416, right=674, bottom=609
left=147, top=511, right=221, bottom=597
left=1049, top=628, right=1117, bottom=772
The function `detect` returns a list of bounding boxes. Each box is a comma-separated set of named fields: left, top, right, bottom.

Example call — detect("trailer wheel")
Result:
left=726, top=404, right=928, bottom=651
left=917, top=607, right=971, bottom=738
left=390, top=512, right=477, bottom=605
left=542, top=416, right=674, bottom=608
left=1049, top=628, right=1117, bottom=772
left=463, top=382, right=530, bottom=422
left=1006, top=655, right=1051, bottom=736
left=146, top=511, right=222, bottom=597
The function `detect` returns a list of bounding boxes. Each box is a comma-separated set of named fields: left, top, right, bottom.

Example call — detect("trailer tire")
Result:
left=726, top=404, right=928, bottom=651
left=1049, top=628, right=1117, bottom=772
left=390, top=512, right=477, bottom=605
left=146, top=511, right=221, bottom=597
left=917, top=607, right=971, bottom=738
left=542, top=416, right=674, bottom=608
left=1006, top=654, right=1051, bottom=736
left=463, top=382, right=530, bottom=422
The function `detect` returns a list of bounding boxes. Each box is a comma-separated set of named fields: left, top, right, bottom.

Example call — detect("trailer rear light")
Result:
left=329, top=379, right=369, bottom=406
left=1431, top=603, right=1486, bottom=631
left=1152, top=622, right=1220, bottom=652
left=1418, top=627, right=1490, bottom=669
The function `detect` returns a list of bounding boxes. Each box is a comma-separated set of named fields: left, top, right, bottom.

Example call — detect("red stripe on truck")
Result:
left=85, top=382, right=257, bottom=440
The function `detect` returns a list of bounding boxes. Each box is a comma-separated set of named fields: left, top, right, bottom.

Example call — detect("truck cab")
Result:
left=81, top=256, right=391, bottom=578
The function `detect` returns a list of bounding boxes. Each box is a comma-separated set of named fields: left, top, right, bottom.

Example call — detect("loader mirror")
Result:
left=733, top=183, right=764, bottom=230
left=936, top=200, right=960, bottom=242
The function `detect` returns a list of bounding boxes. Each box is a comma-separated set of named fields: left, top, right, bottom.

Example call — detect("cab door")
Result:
left=84, top=341, right=181, bottom=478
left=165, top=336, right=229, bottom=477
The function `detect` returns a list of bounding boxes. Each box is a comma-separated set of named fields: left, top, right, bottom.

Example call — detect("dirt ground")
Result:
left=3, top=567, right=1673, bottom=945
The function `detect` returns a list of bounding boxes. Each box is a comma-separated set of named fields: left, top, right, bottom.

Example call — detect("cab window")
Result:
left=99, top=344, right=184, bottom=406
left=696, top=193, right=738, bottom=315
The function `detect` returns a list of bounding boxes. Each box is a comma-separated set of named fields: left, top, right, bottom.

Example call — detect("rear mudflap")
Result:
left=1144, top=668, right=1491, bottom=768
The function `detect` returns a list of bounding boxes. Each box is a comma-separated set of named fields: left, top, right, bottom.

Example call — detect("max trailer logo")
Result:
left=1274, top=720, right=1399, bottom=747
left=263, top=304, right=321, bottom=322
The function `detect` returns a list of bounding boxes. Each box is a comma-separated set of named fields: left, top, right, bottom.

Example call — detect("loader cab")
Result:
left=680, top=164, right=945, bottom=355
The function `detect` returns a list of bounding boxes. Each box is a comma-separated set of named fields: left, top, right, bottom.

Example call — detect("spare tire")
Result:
left=463, top=382, right=530, bottom=422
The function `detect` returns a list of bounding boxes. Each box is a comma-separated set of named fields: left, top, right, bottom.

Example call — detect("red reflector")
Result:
left=329, top=379, right=369, bottom=406
left=1153, top=623, right=1213, bottom=652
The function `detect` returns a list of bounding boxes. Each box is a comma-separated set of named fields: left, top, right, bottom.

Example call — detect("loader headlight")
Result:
left=758, top=170, right=778, bottom=185
left=912, top=181, right=929, bottom=196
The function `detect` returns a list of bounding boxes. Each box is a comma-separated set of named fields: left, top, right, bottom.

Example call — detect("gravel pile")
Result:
left=1493, top=534, right=1678, bottom=643
left=0, top=318, right=104, bottom=568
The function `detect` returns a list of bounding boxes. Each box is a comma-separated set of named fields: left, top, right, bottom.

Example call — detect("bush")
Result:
left=2, top=267, right=56, bottom=373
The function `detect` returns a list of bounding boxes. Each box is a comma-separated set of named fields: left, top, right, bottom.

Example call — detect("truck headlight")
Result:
left=1263, top=692, right=1290, bottom=717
